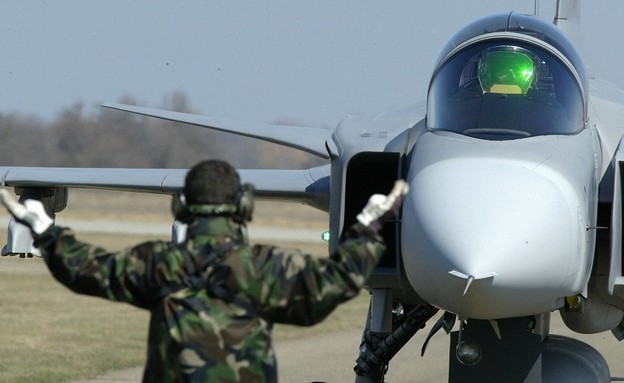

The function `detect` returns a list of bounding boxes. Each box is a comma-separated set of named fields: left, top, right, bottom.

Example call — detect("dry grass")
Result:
left=0, top=269, right=149, bottom=383
left=0, top=189, right=369, bottom=383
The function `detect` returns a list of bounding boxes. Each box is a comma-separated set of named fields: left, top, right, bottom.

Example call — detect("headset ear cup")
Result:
left=172, top=193, right=190, bottom=220
left=237, top=184, right=255, bottom=222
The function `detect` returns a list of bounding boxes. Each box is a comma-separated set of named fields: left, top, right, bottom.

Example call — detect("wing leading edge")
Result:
left=102, top=103, right=332, bottom=159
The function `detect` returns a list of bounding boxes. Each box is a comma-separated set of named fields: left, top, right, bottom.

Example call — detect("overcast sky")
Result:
left=1, top=1, right=623, bottom=128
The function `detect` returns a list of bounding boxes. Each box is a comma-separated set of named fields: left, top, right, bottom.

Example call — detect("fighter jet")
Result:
left=2, top=1, right=624, bottom=382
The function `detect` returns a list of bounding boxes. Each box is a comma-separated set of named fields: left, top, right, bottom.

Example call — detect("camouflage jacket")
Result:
left=34, top=216, right=385, bottom=383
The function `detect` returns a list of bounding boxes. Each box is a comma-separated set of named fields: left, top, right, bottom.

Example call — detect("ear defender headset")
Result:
left=172, top=183, right=255, bottom=223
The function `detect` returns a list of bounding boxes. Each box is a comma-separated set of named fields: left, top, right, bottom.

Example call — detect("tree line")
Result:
left=0, top=92, right=326, bottom=170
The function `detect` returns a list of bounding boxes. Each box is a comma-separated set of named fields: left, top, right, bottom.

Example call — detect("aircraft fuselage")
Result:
left=402, top=128, right=600, bottom=319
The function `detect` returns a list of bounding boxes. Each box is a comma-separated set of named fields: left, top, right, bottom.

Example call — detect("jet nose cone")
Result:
left=402, top=159, right=586, bottom=319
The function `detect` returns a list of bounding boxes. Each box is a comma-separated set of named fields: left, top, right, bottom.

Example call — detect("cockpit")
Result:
left=426, top=13, right=586, bottom=141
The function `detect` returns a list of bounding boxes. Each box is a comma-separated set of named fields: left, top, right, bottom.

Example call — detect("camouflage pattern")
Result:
left=34, top=216, right=386, bottom=383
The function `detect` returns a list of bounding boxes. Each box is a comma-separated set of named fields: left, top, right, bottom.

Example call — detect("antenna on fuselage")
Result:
left=553, top=0, right=582, bottom=53
left=534, top=0, right=540, bottom=16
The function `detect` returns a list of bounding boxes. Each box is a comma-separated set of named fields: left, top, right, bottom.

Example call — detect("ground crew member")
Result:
left=0, top=159, right=408, bottom=383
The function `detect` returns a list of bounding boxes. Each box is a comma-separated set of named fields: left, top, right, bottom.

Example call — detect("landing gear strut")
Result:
left=354, top=290, right=437, bottom=383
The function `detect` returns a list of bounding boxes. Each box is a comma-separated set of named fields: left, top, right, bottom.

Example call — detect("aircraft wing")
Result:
left=0, top=100, right=333, bottom=255
left=0, top=166, right=184, bottom=194
left=0, top=165, right=330, bottom=208
left=102, top=103, right=332, bottom=159
left=0, top=164, right=330, bottom=255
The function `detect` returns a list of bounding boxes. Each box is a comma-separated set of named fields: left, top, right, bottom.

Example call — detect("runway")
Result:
left=54, top=217, right=324, bottom=244
left=65, top=313, right=624, bottom=383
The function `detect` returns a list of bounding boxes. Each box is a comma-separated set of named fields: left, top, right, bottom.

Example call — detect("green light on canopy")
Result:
left=478, top=50, right=535, bottom=95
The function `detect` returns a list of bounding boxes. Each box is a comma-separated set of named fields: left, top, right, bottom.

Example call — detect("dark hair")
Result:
left=184, top=160, right=240, bottom=205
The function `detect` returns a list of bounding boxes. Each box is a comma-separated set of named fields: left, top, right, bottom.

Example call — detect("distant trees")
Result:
left=0, top=92, right=326, bottom=169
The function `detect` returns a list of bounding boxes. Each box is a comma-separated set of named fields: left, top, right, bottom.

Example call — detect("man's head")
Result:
left=184, top=159, right=240, bottom=206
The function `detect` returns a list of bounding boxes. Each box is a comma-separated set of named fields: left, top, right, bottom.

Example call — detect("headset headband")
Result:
left=187, top=203, right=238, bottom=216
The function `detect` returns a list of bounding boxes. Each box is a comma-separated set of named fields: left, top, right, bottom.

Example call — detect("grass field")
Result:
left=0, top=267, right=149, bottom=383
left=0, top=189, right=370, bottom=383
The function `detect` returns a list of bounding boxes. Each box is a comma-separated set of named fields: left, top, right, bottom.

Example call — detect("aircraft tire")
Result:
left=542, top=335, right=610, bottom=383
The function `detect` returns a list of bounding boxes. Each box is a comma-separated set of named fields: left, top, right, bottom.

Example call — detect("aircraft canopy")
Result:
left=426, top=12, right=586, bottom=141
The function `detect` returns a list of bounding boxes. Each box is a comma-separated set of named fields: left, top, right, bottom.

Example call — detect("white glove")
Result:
left=0, top=189, right=53, bottom=235
left=356, top=180, right=409, bottom=232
